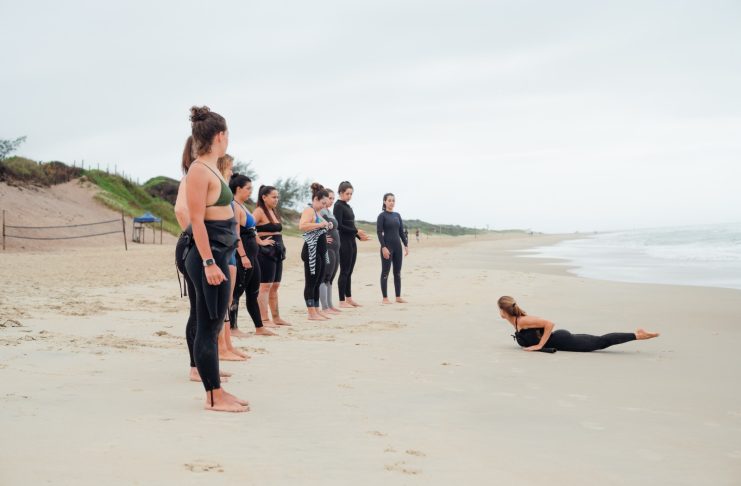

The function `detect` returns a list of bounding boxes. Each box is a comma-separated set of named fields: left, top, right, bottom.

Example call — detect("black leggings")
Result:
left=546, top=330, right=636, bottom=352
left=184, top=244, right=231, bottom=392
left=230, top=236, right=262, bottom=329
left=175, top=233, right=197, bottom=368
left=380, top=244, right=403, bottom=298
left=302, top=238, right=327, bottom=307
left=323, top=245, right=340, bottom=285
left=338, top=236, right=357, bottom=301
left=257, top=235, right=284, bottom=283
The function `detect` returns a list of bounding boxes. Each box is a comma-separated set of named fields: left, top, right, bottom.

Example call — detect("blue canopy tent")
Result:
left=132, top=212, right=163, bottom=244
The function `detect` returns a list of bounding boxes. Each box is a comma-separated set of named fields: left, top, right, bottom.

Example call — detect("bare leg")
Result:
left=258, top=282, right=277, bottom=327
left=270, top=283, right=291, bottom=325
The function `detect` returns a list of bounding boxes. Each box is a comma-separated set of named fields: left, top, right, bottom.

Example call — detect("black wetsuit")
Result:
left=513, top=317, right=636, bottom=352
left=230, top=205, right=263, bottom=330
left=255, top=220, right=285, bottom=283
left=183, top=219, right=238, bottom=392
left=175, top=232, right=197, bottom=368
left=333, top=199, right=359, bottom=302
left=377, top=210, right=408, bottom=298
left=301, top=210, right=328, bottom=307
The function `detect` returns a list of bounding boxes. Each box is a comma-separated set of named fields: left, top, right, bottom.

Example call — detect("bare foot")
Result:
left=263, top=320, right=279, bottom=328
left=204, top=389, right=248, bottom=413
left=255, top=327, right=277, bottom=336
left=635, top=328, right=660, bottom=340
left=230, top=328, right=250, bottom=338
left=273, top=318, right=292, bottom=326
left=382, top=298, right=392, bottom=305
left=339, top=301, right=354, bottom=308
left=316, top=309, right=332, bottom=319
left=326, top=307, right=342, bottom=314
left=219, top=350, right=247, bottom=361
left=347, top=299, right=362, bottom=307
left=222, top=389, right=250, bottom=407
left=396, top=297, right=408, bottom=303
left=228, top=347, right=251, bottom=359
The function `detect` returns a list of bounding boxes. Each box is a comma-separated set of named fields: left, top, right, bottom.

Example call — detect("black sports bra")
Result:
left=256, top=222, right=282, bottom=233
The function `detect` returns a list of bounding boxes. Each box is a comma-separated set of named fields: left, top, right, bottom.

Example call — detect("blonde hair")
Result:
left=497, top=296, right=527, bottom=317
left=217, top=154, right=234, bottom=178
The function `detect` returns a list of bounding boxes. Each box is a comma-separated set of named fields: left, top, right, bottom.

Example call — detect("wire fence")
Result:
left=2, top=210, right=127, bottom=250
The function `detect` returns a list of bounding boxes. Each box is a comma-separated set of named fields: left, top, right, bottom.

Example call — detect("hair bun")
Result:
left=190, top=105, right=211, bottom=123
left=310, top=182, right=324, bottom=192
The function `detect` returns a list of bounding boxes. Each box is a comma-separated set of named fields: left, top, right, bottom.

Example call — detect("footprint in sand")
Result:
left=385, top=461, right=422, bottom=475
left=367, top=430, right=387, bottom=437
left=184, top=461, right=224, bottom=473
left=405, top=450, right=426, bottom=457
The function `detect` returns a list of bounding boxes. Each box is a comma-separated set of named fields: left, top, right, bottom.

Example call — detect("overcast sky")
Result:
left=2, top=0, right=740, bottom=232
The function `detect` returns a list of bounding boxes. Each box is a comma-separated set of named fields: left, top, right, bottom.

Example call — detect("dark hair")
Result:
left=257, top=185, right=280, bottom=223
left=338, top=181, right=353, bottom=195
left=383, top=192, right=394, bottom=211
left=181, top=136, right=194, bottom=174
left=497, top=296, right=527, bottom=317
left=190, top=106, right=227, bottom=156
left=310, top=182, right=329, bottom=201
left=229, top=173, right=252, bottom=195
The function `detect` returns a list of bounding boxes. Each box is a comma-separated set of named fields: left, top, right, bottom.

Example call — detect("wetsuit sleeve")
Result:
left=377, top=213, right=385, bottom=247
left=335, top=204, right=358, bottom=235
left=398, top=213, right=408, bottom=247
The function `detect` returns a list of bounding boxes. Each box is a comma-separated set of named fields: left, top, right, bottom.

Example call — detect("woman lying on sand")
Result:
left=497, top=296, right=659, bottom=353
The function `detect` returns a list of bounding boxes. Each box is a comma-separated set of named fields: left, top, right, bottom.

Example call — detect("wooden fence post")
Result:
left=121, top=210, right=128, bottom=251
left=2, top=210, right=5, bottom=251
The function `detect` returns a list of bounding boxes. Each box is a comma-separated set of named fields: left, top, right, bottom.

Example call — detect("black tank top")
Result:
left=513, top=317, right=542, bottom=347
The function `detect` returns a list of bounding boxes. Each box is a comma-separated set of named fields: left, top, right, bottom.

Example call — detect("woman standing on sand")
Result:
left=333, top=181, right=370, bottom=308
left=376, top=193, right=409, bottom=304
left=254, top=185, right=291, bottom=326
left=497, top=296, right=659, bottom=353
left=182, top=105, right=248, bottom=412
left=215, top=154, right=249, bottom=361
left=299, top=183, right=332, bottom=320
left=174, top=136, right=231, bottom=384
left=229, top=172, right=276, bottom=337
left=319, top=189, right=341, bottom=314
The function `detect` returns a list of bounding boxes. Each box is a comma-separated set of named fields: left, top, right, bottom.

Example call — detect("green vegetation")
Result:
left=0, top=157, right=83, bottom=185
left=1, top=156, right=525, bottom=239
left=143, top=176, right=179, bottom=205
left=83, top=170, right=180, bottom=235
left=356, top=218, right=489, bottom=237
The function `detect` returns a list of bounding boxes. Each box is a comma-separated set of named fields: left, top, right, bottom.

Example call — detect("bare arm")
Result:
left=186, top=166, right=225, bottom=285
left=298, top=208, right=328, bottom=232
left=174, top=178, right=189, bottom=230
left=516, top=315, right=555, bottom=351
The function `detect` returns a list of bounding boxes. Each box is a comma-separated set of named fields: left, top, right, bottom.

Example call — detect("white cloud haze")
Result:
left=2, top=0, right=740, bottom=232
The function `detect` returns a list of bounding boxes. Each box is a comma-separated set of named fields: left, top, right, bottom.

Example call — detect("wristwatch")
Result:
left=202, top=258, right=215, bottom=267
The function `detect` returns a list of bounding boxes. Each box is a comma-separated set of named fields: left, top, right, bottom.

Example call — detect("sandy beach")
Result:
left=1, top=227, right=740, bottom=485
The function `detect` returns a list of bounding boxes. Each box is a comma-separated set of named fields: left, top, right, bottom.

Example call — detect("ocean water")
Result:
left=519, top=222, right=741, bottom=290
